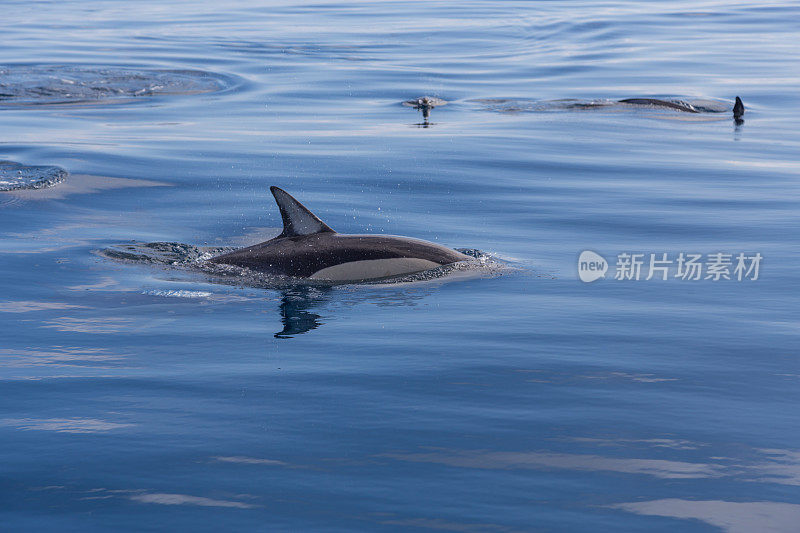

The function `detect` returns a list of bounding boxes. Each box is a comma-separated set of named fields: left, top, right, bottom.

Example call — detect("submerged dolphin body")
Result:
left=209, top=187, right=469, bottom=281
left=618, top=98, right=701, bottom=113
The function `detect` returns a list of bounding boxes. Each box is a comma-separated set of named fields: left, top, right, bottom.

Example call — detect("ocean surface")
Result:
left=2, top=1, right=799, bottom=531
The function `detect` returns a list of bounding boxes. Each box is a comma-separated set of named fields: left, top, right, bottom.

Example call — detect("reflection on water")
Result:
left=384, top=443, right=800, bottom=487
left=381, top=448, right=725, bottom=479
left=42, top=316, right=138, bottom=334
left=6, top=174, right=169, bottom=200
left=274, top=287, right=329, bottom=339
left=612, top=499, right=800, bottom=533
left=0, top=300, right=87, bottom=313
left=129, top=492, right=256, bottom=509
left=0, top=346, right=124, bottom=369
left=0, top=417, right=133, bottom=433
left=274, top=285, right=442, bottom=338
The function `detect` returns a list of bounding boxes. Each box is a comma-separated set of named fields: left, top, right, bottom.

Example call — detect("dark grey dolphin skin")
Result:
left=209, top=186, right=468, bottom=281
left=618, top=98, right=701, bottom=113
left=733, top=96, right=745, bottom=119
left=619, top=96, right=744, bottom=118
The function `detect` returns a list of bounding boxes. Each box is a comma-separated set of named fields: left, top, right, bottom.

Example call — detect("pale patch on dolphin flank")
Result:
left=309, top=258, right=440, bottom=281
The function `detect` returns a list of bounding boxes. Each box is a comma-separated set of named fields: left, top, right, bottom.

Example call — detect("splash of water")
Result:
left=0, top=160, right=67, bottom=191
left=0, top=65, right=234, bottom=106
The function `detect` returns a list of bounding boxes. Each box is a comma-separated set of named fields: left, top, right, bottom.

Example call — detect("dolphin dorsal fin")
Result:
left=733, top=96, right=744, bottom=118
left=271, top=186, right=335, bottom=238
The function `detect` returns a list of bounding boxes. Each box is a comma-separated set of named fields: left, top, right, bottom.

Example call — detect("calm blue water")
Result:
left=2, top=1, right=800, bottom=531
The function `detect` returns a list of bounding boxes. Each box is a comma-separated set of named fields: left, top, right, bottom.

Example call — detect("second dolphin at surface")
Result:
left=406, top=95, right=745, bottom=120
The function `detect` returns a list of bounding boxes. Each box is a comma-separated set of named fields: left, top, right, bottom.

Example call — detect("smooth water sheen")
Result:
left=1, top=1, right=799, bottom=531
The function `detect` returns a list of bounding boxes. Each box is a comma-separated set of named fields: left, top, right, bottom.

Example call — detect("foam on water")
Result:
left=99, top=241, right=232, bottom=265
left=0, top=65, right=234, bottom=106
left=0, top=160, right=67, bottom=191
left=142, top=290, right=213, bottom=299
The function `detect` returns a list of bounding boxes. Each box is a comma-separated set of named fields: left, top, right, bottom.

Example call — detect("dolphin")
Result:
left=618, top=96, right=744, bottom=118
left=403, top=96, right=448, bottom=119
left=209, top=186, right=469, bottom=281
